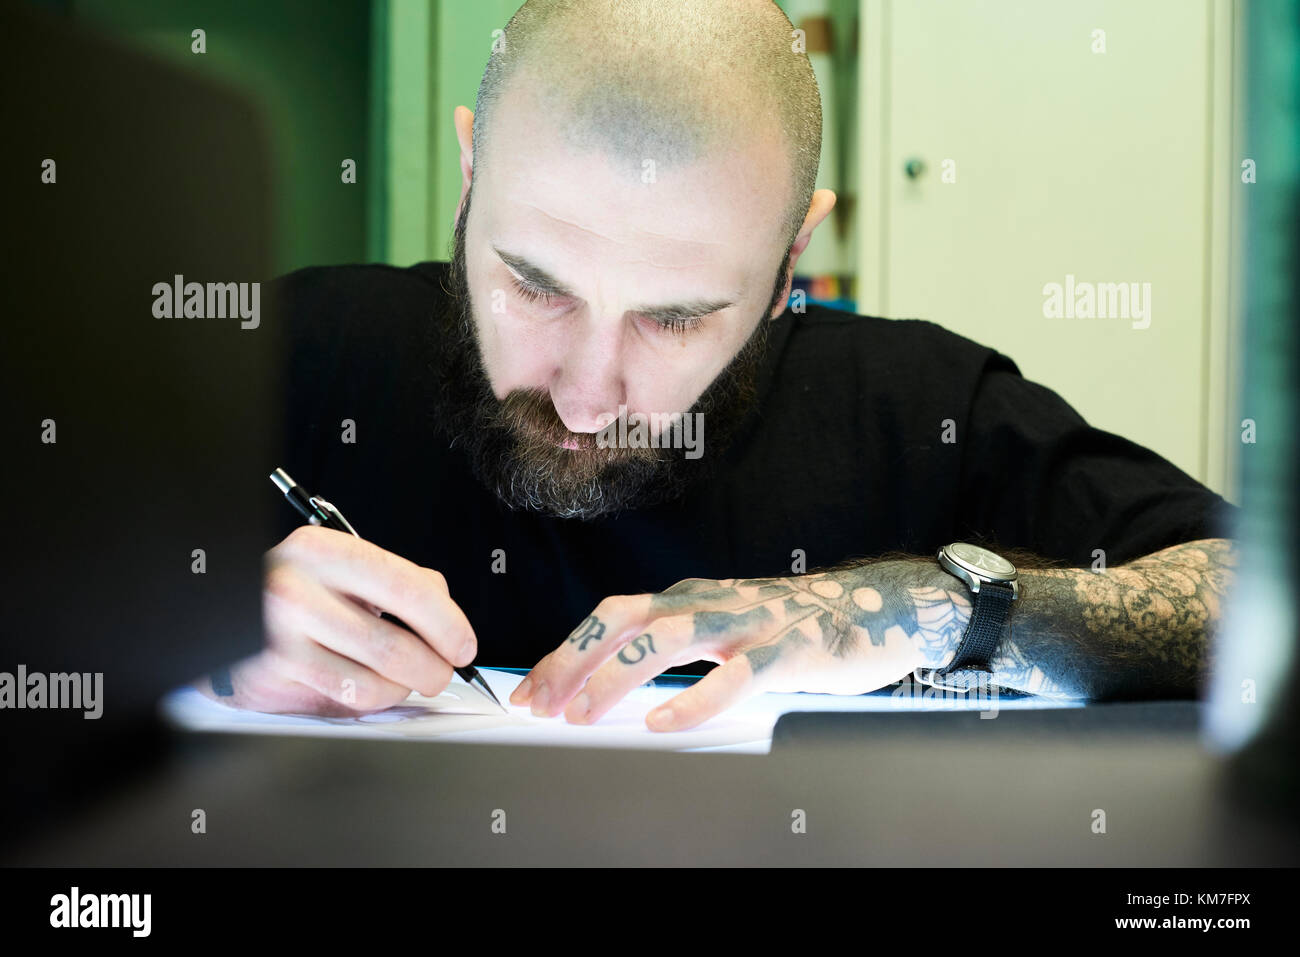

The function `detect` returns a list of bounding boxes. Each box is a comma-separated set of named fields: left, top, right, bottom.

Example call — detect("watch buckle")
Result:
left=915, top=666, right=996, bottom=695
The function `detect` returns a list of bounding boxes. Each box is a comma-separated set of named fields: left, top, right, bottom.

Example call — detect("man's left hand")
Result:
left=510, top=566, right=969, bottom=731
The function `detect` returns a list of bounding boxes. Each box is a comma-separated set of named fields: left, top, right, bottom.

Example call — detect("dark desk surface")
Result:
left=9, top=701, right=1299, bottom=866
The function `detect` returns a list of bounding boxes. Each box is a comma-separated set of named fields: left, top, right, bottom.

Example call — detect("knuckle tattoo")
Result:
left=567, top=614, right=607, bottom=651
left=617, top=632, right=658, bottom=665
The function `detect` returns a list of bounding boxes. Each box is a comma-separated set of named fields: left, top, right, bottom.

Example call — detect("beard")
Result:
left=429, top=187, right=790, bottom=520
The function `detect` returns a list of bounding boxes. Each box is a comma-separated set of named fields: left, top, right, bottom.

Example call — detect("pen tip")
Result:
left=474, top=677, right=506, bottom=714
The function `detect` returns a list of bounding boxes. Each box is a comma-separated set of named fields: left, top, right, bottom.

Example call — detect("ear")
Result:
left=453, top=105, right=475, bottom=226
left=770, top=188, right=837, bottom=319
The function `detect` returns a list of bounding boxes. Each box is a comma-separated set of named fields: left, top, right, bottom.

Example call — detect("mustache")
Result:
left=496, top=388, right=597, bottom=450
left=496, top=388, right=680, bottom=462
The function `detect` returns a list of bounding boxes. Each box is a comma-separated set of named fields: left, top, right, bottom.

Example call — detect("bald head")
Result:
left=472, top=0, right=822, bottom=250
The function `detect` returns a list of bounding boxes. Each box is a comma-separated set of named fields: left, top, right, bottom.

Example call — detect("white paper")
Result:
left=161, top=668, right=1078, bottom=754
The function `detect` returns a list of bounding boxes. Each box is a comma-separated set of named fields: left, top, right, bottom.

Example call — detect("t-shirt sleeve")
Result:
left=955, top=351, right=1239, bottom=566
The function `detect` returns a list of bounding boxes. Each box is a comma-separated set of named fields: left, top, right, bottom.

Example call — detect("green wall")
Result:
left=64, top=0, right=372, bottom=276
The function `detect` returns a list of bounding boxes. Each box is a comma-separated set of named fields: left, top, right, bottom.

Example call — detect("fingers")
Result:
left=249, top=526, right=468, bottom=716
left=273, top=525, right=477, bottom=667
left=644, top=655, right=763, bottom=732
left=264, top=561, right=454, bottom=697
left=560, top=615, right=698, bottom=724
left=517, top=584, right=795, bottom=720
left=567, top=618, right=797, bottom=729
left=551, top=594, right=816, bottom=729
left=222, top=644, right=414, bottom=714
left=510, top=593, right=657, bottom=715
left=206, top=653, right=367, bottom=716
left=264, top=642, right=414, bottom=712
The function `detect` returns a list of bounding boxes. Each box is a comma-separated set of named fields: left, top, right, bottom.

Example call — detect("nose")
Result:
left=548, top=315, right=630, bottom=433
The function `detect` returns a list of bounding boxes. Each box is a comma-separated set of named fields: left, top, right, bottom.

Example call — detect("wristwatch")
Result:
left=919, top=542, right=1019, bottom=691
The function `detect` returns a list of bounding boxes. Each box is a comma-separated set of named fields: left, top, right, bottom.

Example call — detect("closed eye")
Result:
left=512, top=273, right=713, bottom=334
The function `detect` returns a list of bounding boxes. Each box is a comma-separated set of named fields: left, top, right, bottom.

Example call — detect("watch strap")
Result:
left=934, top=580, right=1015, bottom=675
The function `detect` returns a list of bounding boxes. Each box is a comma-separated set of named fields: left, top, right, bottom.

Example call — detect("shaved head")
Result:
left=472, top=0, right=822, bottom=251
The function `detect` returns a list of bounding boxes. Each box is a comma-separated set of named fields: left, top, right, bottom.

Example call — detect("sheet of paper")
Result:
left=161, top=668, right=1077, bottom=754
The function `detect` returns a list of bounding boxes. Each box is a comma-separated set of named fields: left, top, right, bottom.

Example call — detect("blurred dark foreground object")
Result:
left=0, top=1, right=280, bottom=846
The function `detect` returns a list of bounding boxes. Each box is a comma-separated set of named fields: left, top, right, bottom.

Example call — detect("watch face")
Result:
left=948, top=542, right=1016, bottom=579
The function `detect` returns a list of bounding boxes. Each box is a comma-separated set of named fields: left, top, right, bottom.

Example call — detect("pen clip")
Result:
left=309, top=496, right=359, bottom=537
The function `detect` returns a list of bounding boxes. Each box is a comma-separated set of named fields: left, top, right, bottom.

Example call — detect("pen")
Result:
left=269, top=467, right=506, bottom=714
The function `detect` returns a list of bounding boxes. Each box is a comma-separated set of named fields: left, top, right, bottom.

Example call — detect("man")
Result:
left=201, top=0, right=1237, bottom=730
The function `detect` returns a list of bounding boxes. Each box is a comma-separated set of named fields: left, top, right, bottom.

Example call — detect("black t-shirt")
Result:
left=270, top=260, right=1237, bottom=669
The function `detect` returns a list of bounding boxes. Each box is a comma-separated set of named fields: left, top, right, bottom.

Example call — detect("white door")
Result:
left=858, top=0, right=1235, bottom=493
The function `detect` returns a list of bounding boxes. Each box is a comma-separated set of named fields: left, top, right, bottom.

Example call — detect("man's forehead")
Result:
left=477, top=84, right=789, bottom=273
left=495, top=194, right=726, bottom=269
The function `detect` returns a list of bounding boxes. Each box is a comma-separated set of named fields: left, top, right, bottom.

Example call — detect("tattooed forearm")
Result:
left=884, top=538, right=1239, bottom=699
left=986, top=631, right=1073, bottom=697
left=1015, top=538, right=1236, bottom=699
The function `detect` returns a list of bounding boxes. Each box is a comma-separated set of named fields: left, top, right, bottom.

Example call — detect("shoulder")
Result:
left=769, top=302, right=1018, bottom=398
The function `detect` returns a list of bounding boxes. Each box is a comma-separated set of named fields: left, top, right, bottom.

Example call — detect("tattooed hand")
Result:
left=509, top=560, right=972, bottom=732
left=510, top=538, right=1239, bottom=729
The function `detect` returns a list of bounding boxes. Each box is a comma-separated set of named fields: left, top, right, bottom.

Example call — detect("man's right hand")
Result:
left=195, top=525, right=477, bottom=715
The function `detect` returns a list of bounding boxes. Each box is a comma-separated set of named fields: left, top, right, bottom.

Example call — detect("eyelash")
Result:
left=510, top=277, right=706, bottom=335
left=656, top=315, right=705, bottom=336
left=510, top=277, right=560, bottom=307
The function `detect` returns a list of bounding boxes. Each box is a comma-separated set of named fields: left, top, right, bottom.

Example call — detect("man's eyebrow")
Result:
left=493, top=245, right=736, bottom=321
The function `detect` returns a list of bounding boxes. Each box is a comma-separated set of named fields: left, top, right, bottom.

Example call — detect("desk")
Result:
left=8, top=701, right=1298, bottom=865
